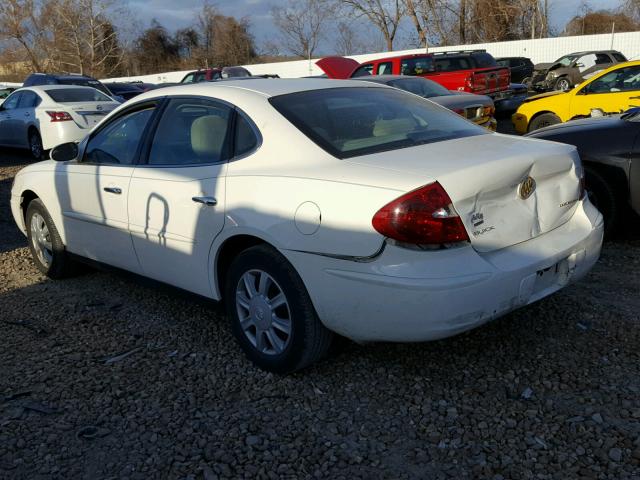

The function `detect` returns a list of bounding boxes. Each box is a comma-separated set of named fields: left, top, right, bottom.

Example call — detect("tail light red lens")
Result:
left=372, top=182, right=470, bottom=245
left=46, top=111, right=73, bottom=122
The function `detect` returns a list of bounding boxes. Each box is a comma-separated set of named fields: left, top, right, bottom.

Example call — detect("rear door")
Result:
left=127, top=96, right=240, bottom=297
left=13, top=90, right=41, bottom=147
left=0, top=92, right=21, bottom=145
left=58, top=102, right=159, bottom=270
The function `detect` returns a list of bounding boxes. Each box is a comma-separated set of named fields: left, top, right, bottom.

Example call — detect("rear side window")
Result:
left=472, top=53, right=497, bottom=68
left=613, top=53, right=627, bottom=62
left=595, top=53, right=611, bottom=65
left=47, top=88, right=112, bottom=103
left=352, top=64, right=373, bottom=77
left=400, top=57, right=434, bottom=76
left=182, top=73, right=195, bottom=83
left=270, top=87, right=485, bottom=159
left=434, top=57, right=472, bottom=72
left=85, top=108, right=155, bottom=165
left=234, top=113, right=259, bottom=157
left=18, top=91, right=41, bottom=108
left=148, top=98, right=232, bottom=165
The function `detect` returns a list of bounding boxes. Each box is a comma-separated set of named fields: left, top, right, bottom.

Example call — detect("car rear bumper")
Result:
left=283, top=199, right=603, bottom=343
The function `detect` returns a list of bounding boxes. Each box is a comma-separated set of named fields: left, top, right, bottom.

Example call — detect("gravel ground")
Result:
left=1, top=145, right=640, bottom=480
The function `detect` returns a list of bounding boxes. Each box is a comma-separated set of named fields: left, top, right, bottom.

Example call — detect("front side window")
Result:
left=85, top=108, right=155, bottom=164
left=47, top=88, right=112, bottom=103
left=2, top=93, right=21, bottom=110
left=270, top=87, right=485, bottom=159
left=377, top=62, right=393, bottom=75
left=352, top=64, right=373, bottom=77
left=584, top=66, right=640, bottom=94
left=148, top=98, right=232, bottom=165
left=401, top=57, right=434, bottom=75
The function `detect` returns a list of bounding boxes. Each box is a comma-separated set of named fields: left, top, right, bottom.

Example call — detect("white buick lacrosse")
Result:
left=10, top=79, right=604, bottom=372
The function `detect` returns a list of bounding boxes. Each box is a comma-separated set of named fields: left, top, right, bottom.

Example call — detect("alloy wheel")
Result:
left=30, top=132, right=43, bottom=159
left=235, top=269, right=292, bottom=355
left=30, top=212, right=53, bottom=267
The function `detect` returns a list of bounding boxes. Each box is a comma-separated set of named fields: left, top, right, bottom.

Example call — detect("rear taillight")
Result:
left=46, top=111, right=73, bottom=122
left=372, top=182, right=470, bottom=245
left=465, top=74, right=474, bottom=91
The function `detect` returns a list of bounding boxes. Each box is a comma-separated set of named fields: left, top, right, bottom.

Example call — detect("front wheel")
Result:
left=26, top=199, right=76, bottom=278
left=554, top=77, right=571, bottom=91
left=528, top=113, right=561, bottom=132
left=225, top=245, right=333, bottom=373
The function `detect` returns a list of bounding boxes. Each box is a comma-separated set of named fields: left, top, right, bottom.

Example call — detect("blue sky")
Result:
left=128, top=0, right=622, bottom=53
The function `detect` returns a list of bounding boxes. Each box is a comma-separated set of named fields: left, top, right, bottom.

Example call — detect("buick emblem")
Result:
left=519, top=176, right=536, bottom=199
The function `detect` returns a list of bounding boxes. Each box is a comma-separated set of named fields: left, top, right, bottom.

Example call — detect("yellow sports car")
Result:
left=513, top=60, right=640, bottom=133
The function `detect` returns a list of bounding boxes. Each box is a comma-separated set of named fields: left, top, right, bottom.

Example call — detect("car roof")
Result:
left=21, top=85, right=102, bottom=93
left=133, top=78, right=384, bottom=100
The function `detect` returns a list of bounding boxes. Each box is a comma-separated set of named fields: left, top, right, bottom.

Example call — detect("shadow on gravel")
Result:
left=0, top=178, right=27, bottom=254
left=0, top=148, right=35, bottom=168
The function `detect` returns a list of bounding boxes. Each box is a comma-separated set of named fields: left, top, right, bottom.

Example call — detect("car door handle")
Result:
left=103, top=187, right=122, bottom=194
left=24, top=112, right=30, bottom=117
left=192, top=196, right=217, bottom=206
left=630, top=96, right=640, bottom=99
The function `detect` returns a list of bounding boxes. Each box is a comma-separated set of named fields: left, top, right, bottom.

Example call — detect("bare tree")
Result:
left=48, top=0, right=127, bottom=76
left=334, top=21, right=367, bottom=55
left=338, top=0, right=404, bottom=51
left=0, top=0, right=53, bottom=71
left=272, top=0, right=335, bottom=59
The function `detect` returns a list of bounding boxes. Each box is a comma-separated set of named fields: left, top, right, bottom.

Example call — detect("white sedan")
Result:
left=10, top=79, right=604, bottom=372
left=0, top=85, right=119, bottom=159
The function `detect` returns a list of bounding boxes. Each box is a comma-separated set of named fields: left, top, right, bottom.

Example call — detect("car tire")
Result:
left=28, top=129, right=44, bottom=160
left=585, top=167, right=619, bottom=238
left=554, top=77, right=571, bottom=91
left=26, top=199, right=76, bottom=278
left=225, top=244, right=333, bottom=373
left=528, top=113, right=561, bottom=132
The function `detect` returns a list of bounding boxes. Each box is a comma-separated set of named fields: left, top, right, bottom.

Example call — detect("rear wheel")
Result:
left=26, top=199, right=76, bottom=278
left=585, top=167, right=619, bottom=238
left=224, top=244, right=333, bottom=373
left=554, top=77, right=571, bottom=91
left=528, top=113, right=561, bottom=132
left=28, top=129, right=43, bottom=160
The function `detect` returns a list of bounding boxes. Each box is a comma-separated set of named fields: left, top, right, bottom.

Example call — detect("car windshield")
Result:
left=270, top=87, right=486, bottom=159
left=387, top=78, right=451, bottom=98
left=47, top=88, right=113, bottom=103
left=555, top=55, right=577, bottom=67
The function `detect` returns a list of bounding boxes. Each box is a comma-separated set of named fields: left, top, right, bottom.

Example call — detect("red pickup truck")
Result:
left=317, top=50, right=511, bottom=99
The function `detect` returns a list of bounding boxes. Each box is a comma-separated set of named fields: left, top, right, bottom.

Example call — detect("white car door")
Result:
left=127, top=97, right=235, bottom=297
left=0, top=92, right=22, bottom=145
left=57, top=102, right=159, bottom=271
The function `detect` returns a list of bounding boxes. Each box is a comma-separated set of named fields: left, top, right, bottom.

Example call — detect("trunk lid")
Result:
left=347, top=134, right=583, bottom=253
left=61, top=102, right=119, bottom=128
left=470, top=67, right=511, bottom=95
left=316, top=56, right=360, bottom=79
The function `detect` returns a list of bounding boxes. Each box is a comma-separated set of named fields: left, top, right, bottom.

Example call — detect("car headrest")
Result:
left=191, top=115, right=228, bottom=158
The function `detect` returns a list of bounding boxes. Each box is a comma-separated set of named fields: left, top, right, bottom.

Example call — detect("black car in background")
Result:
left=103, top=82, right=144, bottom=101
left=23, top=73, right=116, bottom=98
left=496, top=57, right=534, bottom=83
left=526, top=110, right=640, bottom=236
left=356, top=75, right=497, bottom=131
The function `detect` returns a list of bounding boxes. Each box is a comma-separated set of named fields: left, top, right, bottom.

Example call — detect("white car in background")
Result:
left=0, top=85, right=119, bottom=159
left=10, top=79, right=604, bottom=372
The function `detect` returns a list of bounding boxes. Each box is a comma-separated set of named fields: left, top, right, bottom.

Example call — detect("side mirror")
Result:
left=50, top=142, right=79, bottom=162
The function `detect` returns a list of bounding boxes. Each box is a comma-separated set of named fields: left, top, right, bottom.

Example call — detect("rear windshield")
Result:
left=387, top=77, right=450, bottom=98
left=58, top=78, right=112, bottom=96
left=472, top=53, right=497, bottom=68
left=269, top=87, right=485, bottom=159
left=47, top=88, right=113, bottom=103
